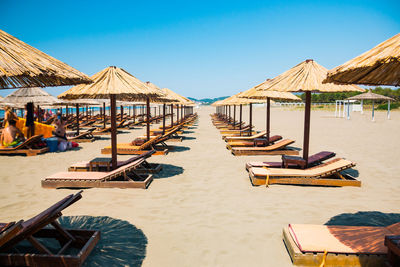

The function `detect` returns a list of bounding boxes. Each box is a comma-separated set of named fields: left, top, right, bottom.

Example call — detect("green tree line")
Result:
left=299, top=87, right=400, bottom=103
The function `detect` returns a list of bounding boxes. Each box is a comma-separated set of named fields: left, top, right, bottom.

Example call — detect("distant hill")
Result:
left=187, top=96, right=229, bottom=105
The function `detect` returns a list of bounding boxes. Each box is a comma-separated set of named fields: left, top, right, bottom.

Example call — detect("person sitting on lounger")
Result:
left=2, top=106, right=18, bottom=127
left=52, top=114, right=67, bottom=141
left=0, top=119, right=25, bottom=147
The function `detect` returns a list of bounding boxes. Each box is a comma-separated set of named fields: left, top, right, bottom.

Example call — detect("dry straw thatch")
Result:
left=238, top=79, right=301, bottom=101
left=346, top=90, right=394, bottom=101
left=58, top=66, right=164, bottom=101
left=161, top=88, right=194, bottom=105
left=257, top=59, right=365, bottom=93
left=0, top=29, right=92, bottom=89
left=2, top=87, right=60, bottom=105
left=217, top=93, right=265, bottom=105
left=325, top=33, right=400, bottom=86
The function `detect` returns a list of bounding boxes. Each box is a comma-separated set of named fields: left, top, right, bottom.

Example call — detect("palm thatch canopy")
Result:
left=0, top=29, right=92, bottom=89
left=54, top=99, right=100, bottom=106
left=2, top=87, right=60, bottom=105
left=325, top=33, right=400, bottom=86
left=221, top=94, right=265, bottom=105
left=161, top=88, right=193, bottom=105
left=346, top=90, right=394, bottom=101
left=238, top=79, right=301, bottom=101
left=58, top=66, right=164, bottom=101
left=257, top=59, right=365, bottom=93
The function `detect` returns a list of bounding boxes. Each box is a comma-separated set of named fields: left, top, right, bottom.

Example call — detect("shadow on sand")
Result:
left=58, top=216, right=148, bottom=267
left=325, top=211, right=400, bottom=227
left=154, top=164, right=184, bottom=179
left=168, top=145, right=190, bottom=153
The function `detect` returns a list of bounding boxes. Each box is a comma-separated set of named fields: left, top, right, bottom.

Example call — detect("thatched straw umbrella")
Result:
left=162, top=88, right=191, bottom=127
left=239, top=79, right=300, bottom=144
left=346, top=90, right=394, bottom=120
left=0, top=29, right=92, bottom=89
left=256, top=59, right=364, bottom=165
left=325, top=33, right=400, bottom=86
left=55, top=99, right=100, bottom=134
left=219, top=94, right=264, bottom=135
left=59, top=66, right=163, bottom=169
left=2, top=87, right=61, bottom=132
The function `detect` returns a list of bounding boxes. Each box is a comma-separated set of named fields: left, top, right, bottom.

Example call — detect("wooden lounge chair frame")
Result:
left=42, top=158, right=153, bottom=189
left=224, top=130, right=266, bottom=141
left=226, top=135, right=282, bottom=149
left=282, top=226, right=387, bottom=266
left=231, top=139, right=299, bottom=156
left=0, top=135, right=48, bottom=156
left=67, top=127, right=97, bottom=143
left=68, top=150, right=162, bottom=173
left=248, top=158, right=361, bottom=187
left=0, top=191, right=100, bottom=267
left=245, top=151, right=336, bottom=171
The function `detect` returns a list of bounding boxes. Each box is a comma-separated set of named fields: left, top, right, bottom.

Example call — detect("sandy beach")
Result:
left=1, top=105, right=399, bottom=266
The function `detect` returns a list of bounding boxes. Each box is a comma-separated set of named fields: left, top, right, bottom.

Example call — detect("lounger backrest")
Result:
left=266, top=158, right=355, bottom=177
left=267, top=139, right=294, bottom=150
left=120, top=150, right=155, bottom=166
left=138, top=136, right=162, bottom=150
left=1, top=192, right=82, bottom=249
left=386, top=222, right=400, bottom=234
left=308, top=151, right=336, bottom=166
left=105, top=158, right=145, bottom=180
left=13, top=135, right=43, bottom=150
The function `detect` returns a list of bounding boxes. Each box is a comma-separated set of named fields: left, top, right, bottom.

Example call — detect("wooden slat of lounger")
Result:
left=288, top=224, right=392, bottom=254
left=251, top=159, right=355, bottom=178
left=282, top=227, right=386, bottom=267
left=225, top=131, right=266, bottom=141
left=232, top=139, right=294, bottom=152
left=46, top=159, right=145, bottom=181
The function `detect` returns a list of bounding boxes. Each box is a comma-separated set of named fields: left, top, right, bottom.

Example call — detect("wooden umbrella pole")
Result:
left=181, top=105, right=183, bottom=123
left=249, top=103, right=252, bottom=136
left=239, top=104, right=242, bottom=131
left=76, top=103, right=80, bottom=135
left=103, top=102, right=106, bottom=128
left=86, top=105, right=88, bottom=121
left=121, top=105, right=124, bottom=121
left=303, top=91, right=311, bottom=166
left=110, top=94, right=117, bottom=170
left=228, top=105, right=231, bottom=124
left=162, top=103, right=166, bottom=135
left=146, top=97, right=150, bottom=140
left=66, top=104, right=69, bottom=118
left=132, top=105, right=136, bottom=123
left=170, top=104, right=174, bottom=127
left=233, top=105, right=236, bottom=129
left=177, top=104, right=180, bottom=125
left=266, top=97, right=270, bottom=145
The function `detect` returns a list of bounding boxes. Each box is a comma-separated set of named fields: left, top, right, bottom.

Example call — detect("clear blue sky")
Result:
left=2, top=0, right=399, bottom=99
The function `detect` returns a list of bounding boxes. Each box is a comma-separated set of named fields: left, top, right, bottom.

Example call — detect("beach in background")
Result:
left=0, top=105, right=399, bottom=266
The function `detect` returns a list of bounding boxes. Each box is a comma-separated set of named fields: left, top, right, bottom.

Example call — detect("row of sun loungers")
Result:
left=211, top=113, right=299, bottom=156
left=211, top=112, right=361, bottom=188
left=0, top=191, right=99, bottom=267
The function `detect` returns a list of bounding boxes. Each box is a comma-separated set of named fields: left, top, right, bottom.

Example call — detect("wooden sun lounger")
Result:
left=231, top=139, right=298, bottom=156
left=68, top=150, right=162, bottom=173
left=283, top=222, right=400, bottom=266
left=67, top=127, right=97, bottom=143
left=220, top=125, right=253, bottom=135
left=0, top=191, right=100, bottom=267
left=101, top=135, right=168, bottom=156
left=0, top=135, right=48, bottom=156
left=92, top=120, right=126, bottom=135
left=226, top=135, right=282, bottom=149
left=245, top=151, right=336, bottom=171
left=42, top=158, right=153, bottom=189
left=248, top=158, right=360, bottom=186
left=224, top=131, right=266, bottom=141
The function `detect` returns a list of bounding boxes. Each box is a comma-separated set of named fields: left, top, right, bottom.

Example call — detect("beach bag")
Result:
left=58, top=141, right=69, bottom=152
